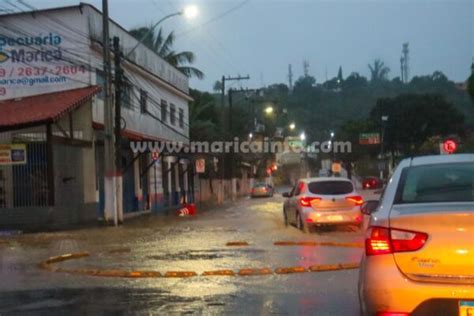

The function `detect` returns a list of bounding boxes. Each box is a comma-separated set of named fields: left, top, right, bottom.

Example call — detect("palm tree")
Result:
left=129, top=26, right=204, bottom=79
left=368, top=59, right=390, bottom=82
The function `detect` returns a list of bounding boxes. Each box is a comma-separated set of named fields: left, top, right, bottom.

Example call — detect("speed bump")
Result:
left=202, top=269, right=235, bottom=276
left=164, top=271, right=198, bottom=278
left=275, top=266, right=307, bottom=274
left=226, top=241, right=249, bottom=246
left=238, top=268, right=272, bottom=276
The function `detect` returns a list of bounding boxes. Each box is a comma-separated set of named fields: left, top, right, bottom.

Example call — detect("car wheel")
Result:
left=296, top=212, right=309, bottom=233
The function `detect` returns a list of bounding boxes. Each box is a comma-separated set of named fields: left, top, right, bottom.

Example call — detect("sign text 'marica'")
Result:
left=0, top=33, right=63, bottom=63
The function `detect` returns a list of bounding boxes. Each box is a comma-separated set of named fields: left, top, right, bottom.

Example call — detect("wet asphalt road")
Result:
left=0, top=189, right=379, bottom=315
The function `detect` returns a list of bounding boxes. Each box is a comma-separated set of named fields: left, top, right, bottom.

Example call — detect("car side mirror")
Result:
left=282, top=192, right=290, bottom=198
left=361, top=200, right=379, bottom=215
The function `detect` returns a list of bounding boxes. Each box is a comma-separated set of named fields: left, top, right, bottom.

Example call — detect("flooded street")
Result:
left=0, top=190, right=378, bottom=315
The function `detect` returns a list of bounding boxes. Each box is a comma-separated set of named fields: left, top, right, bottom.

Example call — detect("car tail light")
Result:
left=366, top=226, right=428, bottom=256
left=346, top=195, right=364, bottom=206
left=390, top=229, right=428, bottom=253
left=299, top=196, right=321, bottom=206
left=376, top=312, right=409, bottom=316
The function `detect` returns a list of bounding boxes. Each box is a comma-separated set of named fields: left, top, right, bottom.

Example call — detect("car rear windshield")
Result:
left=308, top=181, right=353, bottom=195
left=396, top=162, right=474, bottom=204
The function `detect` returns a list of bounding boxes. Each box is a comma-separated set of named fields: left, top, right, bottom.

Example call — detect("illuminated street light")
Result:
left=264, top=106, right=274, bottom=115
left=289, top=123, right=296, bottom=130
left=249, top=133, right=253, bottom=139
left=127, top=5, right=199, bottom=58
left=330, top=131, right=335, bottom=138
left=300, top=132, right=306, bottom=141
left=183, top=5, right=198, bottom=18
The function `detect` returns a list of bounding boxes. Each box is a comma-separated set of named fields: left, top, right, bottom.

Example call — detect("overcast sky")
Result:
left=28, top=0, right=474, bottom=91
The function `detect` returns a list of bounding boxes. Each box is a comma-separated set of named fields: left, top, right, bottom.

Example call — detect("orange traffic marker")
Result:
left=275, top=266, right=307, bottom=274
left=238, top=268, right=272, bottom=276
left=202, top=270, right=235, bottom=276
left=164, top=271, right=197, bottom=278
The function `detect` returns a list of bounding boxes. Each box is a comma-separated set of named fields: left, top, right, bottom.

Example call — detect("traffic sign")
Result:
left=440, top=139, right=457, bottom=155
left=359, top=133, right=380, bottom=145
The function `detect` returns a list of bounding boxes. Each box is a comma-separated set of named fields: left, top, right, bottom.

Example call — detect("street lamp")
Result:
left=330, top=131, right=335, bottom=138
left=289, top=123, right=295, bottom=130
left=249, top=133, right=253, bottom=139
left=126, top=5, right=198, bottom=58
left=264, top=106, right=274, bottom=115
left=183, top=5, right=198, bottom=18
left=300, top=132, right=306, bottom=141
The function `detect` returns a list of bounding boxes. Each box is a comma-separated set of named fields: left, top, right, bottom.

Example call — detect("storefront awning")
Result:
left=0, top=86, right=101, bottom=131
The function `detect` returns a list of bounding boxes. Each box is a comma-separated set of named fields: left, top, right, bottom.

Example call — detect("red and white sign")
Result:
left=440, top=139, right=457, bottom=155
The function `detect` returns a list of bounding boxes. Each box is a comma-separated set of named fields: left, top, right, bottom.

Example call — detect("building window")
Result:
left=122, top=82, right=133, bottom=109
left=179, top=108, right=184, bottom=128
left=161, top=100, right=168, bottom=122
left=170, top=104, right=176, bottom=125
left=96, top=71, right=105, bottom=100
left=139, top=89, right=148, bottom=113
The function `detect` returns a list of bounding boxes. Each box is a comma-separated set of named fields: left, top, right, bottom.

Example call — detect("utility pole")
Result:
left=219, top=75, right=249, bottom=203
left=401, top=43, right=409, bottom=83
left=102, top=0, right=118, bottom=226
left=303, top=60, right=309, bottom=77
left=113, top=36, right=124, bottom=223
left=288, top=64, right=293, bottom=92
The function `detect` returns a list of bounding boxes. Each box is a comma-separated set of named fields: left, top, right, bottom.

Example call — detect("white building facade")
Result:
left=0, top=4, right=194, bottom=229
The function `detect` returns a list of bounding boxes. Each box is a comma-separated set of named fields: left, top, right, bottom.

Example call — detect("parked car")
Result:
left=251, top=182, right=274, bottom=198
left=362, top=176, right=384, bottom=190
left=282, top=177, right=363, bottom=232
left=358, top=154, right=474, bottom=316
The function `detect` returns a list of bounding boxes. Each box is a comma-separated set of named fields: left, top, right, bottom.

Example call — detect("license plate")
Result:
left=459, top=301, right=474, bottom=316
left=327, top=215, right=343, bottom=221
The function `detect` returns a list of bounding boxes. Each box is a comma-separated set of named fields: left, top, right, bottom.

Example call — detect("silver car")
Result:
left=358, top=154, right=474, bottom=316
left=282, top=177, right=363, bottom=232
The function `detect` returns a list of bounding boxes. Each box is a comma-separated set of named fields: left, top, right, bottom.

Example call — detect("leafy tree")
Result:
left=213, top=80, right=222, bottom=93
left=129, top=26, right=204, bottom=79
left=370, top=94, right=465, bottom=155
left=469, top=74, right=474, bottom=102
left=342, top=72, right=369, bottom=91
left=368, top=59, right=390, bottom=82
left=188, top=89, right=219, bottom=140
left=337, top=66, right=343, bottom=82
left=468, top=62, right=474, bottom=101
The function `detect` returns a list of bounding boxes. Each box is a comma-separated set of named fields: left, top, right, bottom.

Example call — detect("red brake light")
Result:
left=366, top=226, right=392, bottom=255
left=366, top=226, right=428, bottom=256
left=346, top=195, right=364, bottom=206
left=299, top=196, right=321, bottom=206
